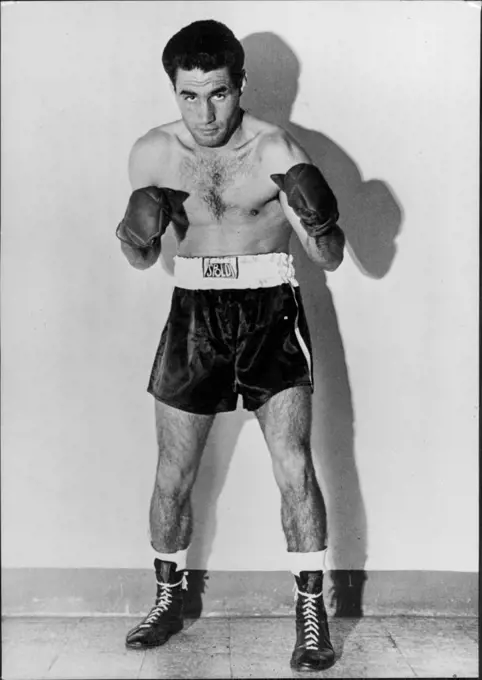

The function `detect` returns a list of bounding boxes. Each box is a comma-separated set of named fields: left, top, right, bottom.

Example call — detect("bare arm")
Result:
left=266, top=132, right=345, bottom=270
left=119, top=133, right=165, bottom=270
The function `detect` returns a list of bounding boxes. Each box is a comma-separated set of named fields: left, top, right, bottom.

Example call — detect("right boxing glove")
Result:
left=116, top=186, right=189, bottom=249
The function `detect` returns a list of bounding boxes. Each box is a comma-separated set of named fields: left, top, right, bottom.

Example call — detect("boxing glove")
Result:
left=271, top=163, right=339, bottom=237
left=116, top=186, right=189, bottom=249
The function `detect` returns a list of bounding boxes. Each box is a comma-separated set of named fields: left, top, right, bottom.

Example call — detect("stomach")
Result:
left=174, top=218, right=292, bottom=258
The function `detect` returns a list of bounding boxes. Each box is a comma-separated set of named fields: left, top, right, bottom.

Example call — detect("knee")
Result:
left=271, top=444, right=314, bottom=491
left=155, top=461, right=195, bottom=500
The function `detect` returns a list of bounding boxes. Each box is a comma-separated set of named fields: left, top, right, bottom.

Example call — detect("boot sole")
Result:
left=125, top=625, right=183, bottom=650
left=290, top=658, right=336, bottom=672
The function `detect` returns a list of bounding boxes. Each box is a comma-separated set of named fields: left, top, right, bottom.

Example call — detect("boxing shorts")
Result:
left=147, top=253, right=313, bottom=414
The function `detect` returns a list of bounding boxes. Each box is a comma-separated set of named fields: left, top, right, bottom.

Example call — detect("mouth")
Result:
left=198, top=128, right=218, bottom=136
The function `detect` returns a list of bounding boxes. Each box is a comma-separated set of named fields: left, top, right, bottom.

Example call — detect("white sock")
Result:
left=289, top=549, right=328, bottom=576
left=153, top=548, right=188, bottom=572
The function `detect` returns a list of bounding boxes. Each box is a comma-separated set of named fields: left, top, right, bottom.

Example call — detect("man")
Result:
left=116, top=20, right=345, bottom=672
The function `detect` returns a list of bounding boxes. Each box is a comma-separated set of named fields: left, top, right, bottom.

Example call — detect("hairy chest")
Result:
left=176, top=148, right=273, bottom=222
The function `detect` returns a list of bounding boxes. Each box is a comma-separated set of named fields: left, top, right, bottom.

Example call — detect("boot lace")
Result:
left=139, top=572, right=188, bottom=629
left=294, top=585, right=323, bottom=650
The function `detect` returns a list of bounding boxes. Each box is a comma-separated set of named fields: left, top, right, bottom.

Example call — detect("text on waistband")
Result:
left=202, top=257, right=239, bottom=279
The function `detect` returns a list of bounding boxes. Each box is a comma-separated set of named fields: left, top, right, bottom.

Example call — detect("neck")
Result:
left=195, top=109, right=246, bottom=152
left=224, top=108, right=245, bottom=147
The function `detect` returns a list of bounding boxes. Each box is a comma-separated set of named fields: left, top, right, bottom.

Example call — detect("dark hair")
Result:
left=162, top=20, right=245, bottom=90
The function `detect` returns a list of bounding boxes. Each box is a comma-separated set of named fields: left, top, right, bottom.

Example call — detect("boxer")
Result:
left=117, top=19, right=344, bottom=672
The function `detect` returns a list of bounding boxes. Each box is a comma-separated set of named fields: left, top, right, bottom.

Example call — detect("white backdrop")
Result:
left=1, top=1, right=479, bottom=571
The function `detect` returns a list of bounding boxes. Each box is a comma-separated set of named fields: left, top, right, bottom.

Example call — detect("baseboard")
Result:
left=1, top=569, right=478, bottom=618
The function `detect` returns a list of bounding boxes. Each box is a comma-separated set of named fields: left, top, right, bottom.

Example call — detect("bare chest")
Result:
left=176, top=148, right=269, bottom=222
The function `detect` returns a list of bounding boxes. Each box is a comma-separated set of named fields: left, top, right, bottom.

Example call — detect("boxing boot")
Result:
left=290, top=571, right=335, bottom=671
left=125, top=559, right=187, bottom=649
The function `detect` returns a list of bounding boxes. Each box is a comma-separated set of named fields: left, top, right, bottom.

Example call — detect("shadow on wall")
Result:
left=242, top=31, right=403, bottom=616
left=160, top=32, right=403, bottom=618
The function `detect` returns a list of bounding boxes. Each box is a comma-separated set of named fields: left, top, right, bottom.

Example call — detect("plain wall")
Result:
left=1, top=1, right=479, bottom=572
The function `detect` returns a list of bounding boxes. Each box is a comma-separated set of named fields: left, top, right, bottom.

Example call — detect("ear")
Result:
left=240, top=70, right=247, bottom=95
left=168, top=69, right=178, bottom=96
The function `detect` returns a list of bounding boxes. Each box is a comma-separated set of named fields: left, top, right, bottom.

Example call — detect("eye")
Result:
left=183, top=95, right=196, bottom=102
left=212, top=93, right=226, bottom=101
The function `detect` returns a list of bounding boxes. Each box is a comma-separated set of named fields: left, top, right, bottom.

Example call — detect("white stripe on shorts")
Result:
left=290, top=284, right=313, bottom=386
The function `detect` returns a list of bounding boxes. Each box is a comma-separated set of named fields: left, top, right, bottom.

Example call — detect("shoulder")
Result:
left=129, top=125, right=175, bottom=165
left=251, top=119, right=311, bottom=173
left=128, top=124, right=179, bottom=188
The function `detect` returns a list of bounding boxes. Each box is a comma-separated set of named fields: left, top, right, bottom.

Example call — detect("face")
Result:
left=174, top=67, right=244, bottom=148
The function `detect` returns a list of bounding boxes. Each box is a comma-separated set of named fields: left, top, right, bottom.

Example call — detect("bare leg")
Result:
left=149, top=400, right=215, bottom=553
left=255, top=386, right=327, bottom=552
left=257, top=386, right=334, bottom=671
left=125, top=401, right=214, bottom=650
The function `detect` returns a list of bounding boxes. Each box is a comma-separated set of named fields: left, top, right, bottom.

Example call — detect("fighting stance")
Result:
left=117, top=20, right=345, bottom=672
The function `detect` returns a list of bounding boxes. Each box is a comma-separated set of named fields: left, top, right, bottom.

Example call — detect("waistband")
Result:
left=173, top=253, right=299, bottom=290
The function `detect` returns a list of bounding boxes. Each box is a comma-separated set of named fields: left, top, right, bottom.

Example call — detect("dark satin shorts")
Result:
left=147, top=283, right=314, bottom=414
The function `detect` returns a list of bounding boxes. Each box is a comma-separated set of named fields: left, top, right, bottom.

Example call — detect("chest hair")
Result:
left=180, top=148, right=254, bottom=221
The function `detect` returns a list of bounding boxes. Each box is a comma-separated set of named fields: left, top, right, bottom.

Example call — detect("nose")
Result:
left=198, top=100, right=215, bottom=125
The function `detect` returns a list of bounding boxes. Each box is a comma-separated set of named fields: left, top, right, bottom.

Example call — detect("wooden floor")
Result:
left=1, top=615, right=479, bottom=679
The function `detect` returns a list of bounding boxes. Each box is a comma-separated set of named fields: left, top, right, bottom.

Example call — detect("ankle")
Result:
left=152, top=547, right=188, bottom=573
left=289, top=549, right=328, bottom=577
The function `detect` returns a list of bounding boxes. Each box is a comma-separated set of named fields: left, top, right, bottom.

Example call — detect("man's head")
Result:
left=162, top=20, right=246, bottom=147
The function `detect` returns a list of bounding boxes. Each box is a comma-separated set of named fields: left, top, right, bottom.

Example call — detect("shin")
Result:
left=275, top=448, right=328, bottom=553
left=149, top=401, right=214, bottom=555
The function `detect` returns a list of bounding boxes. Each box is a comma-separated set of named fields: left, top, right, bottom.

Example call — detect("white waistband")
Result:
left=173, top=253, right=299, bottom=290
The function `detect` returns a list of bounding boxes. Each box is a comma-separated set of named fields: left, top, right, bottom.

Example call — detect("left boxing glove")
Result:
left=116, top=186, right=188, bottom=249
left=271, top=163, right=339, bottom=237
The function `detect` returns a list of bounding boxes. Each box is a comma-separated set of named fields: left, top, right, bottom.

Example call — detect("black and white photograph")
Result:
left=1, top=1, right=479, bottom=678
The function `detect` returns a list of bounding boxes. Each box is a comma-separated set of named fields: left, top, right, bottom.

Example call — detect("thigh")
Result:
left=255, top=385, right=312, bottom=454
left=154, top=399, right=215, bottom=479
